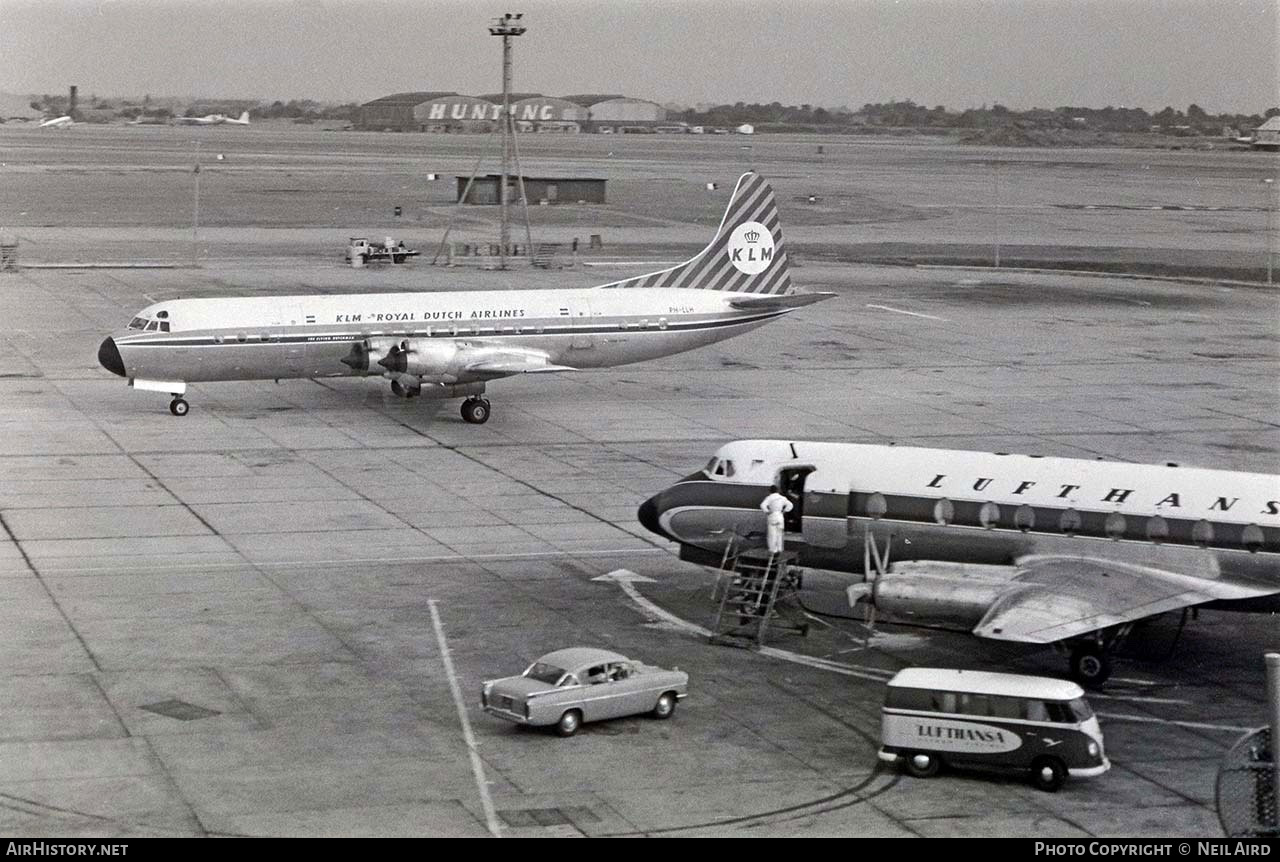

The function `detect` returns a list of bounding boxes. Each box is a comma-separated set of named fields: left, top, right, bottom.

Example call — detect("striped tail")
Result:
left=600, top=172, right=793, bottom=295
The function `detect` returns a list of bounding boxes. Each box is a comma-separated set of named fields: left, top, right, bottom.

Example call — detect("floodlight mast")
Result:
left=489, top=13, right=526, bottom=270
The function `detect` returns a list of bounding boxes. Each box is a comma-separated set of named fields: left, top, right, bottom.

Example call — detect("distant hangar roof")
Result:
left=365, top=91, right=457, bottom=106
left=477, top=93, right=544, bottom=103
left=560, top=94, right=625, bottom=107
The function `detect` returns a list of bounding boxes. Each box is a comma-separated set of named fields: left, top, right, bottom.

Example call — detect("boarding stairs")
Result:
left=532, top=243, right=561, bottom=269
left=709, top=547, right=808, bottom=649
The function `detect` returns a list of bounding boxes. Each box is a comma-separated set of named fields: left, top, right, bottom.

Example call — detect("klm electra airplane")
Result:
left=97, top=172, right=831, bottom=420
left=640, top=440, right=1280, bottom=685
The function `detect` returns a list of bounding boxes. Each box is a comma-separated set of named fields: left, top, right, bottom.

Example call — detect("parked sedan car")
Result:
left=481, top=648, right=689, bottom=737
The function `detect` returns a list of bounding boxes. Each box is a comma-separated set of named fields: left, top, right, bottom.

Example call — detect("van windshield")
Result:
left=1067, top=697, right=1093, bottom=722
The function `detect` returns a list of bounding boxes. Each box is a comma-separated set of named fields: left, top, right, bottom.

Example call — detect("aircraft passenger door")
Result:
left=271, top=306, right=305, bottom=376
left=797, top=467, right=849, bottom=549
left=568, top=295, right=595, bottom=351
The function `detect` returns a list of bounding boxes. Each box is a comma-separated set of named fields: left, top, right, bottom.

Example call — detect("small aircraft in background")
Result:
left=39, top=116, right=74, bottom=128
left=172, top=111, right=251, bottom=126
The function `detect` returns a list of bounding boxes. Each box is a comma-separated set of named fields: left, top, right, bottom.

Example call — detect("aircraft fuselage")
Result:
left=100, top=287, right=787, bottom=387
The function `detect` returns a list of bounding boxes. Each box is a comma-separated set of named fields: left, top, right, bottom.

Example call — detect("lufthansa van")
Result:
left=879, top=667, right=1110, bottom=792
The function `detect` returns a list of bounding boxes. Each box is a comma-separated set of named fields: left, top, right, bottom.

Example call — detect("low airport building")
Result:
left=357, top=92, right=664, bottom=132
left=1253, top=116, right=1280, bottom=150
left=457, top=174, right=607, bottom=204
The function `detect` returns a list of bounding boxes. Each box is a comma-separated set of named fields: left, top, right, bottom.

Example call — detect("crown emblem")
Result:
left=742, top=229, right=760, bottom=242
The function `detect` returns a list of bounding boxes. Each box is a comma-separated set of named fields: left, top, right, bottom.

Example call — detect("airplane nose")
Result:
left=97, top=337, right=125, bottom=377
left=638, top=492, right=673, bottom=541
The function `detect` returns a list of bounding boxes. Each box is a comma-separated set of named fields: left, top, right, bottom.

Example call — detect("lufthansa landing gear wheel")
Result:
left=460, top=397, right=491, bottom=425
left=1069, top=646, right=1112, bottom=688
left=169, top=397, right=189, bottom=417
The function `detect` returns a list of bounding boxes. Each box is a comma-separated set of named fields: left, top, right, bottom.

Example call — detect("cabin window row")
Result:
left=885, top=687, right=1094, bottom=723
left=848, top=492, right=1274, bottom=553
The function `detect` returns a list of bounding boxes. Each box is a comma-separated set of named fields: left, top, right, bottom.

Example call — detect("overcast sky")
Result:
left=1, top=0, right=1276, bottom=113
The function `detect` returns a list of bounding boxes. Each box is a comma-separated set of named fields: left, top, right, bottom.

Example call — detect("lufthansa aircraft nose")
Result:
left=97, top=337, right=125, bottom=377
left=638, top=492, right=673, bottom=541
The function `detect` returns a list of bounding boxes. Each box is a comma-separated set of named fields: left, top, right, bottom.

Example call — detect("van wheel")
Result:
left=904, top=751, right=941, bottom=778
left=1031, top=757, right=1067, bottom=792
left=555, top=709, right=582, bottom=737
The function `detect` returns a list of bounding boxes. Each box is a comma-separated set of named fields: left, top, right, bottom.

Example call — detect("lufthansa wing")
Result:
left=972, top=555, right=1280, bottom=643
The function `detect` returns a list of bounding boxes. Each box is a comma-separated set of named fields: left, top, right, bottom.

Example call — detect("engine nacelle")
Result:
left=418, top=381, right=486, bottom=400
left=378, top=339, right=460, bottom=379
left=341, top=337, right=400, bottom=375
left=870, top=573, right=1006, bottom=629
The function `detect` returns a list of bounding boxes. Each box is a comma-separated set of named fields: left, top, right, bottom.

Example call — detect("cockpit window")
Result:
left=159, top=321, right=170, bottom=332
left=145, top=321, right=159, bottom=331
left=129, top=317, right=147, bottom=330
left=705, top=458, right=736, bottom=479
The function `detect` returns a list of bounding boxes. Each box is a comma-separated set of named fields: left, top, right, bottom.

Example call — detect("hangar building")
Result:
left=358, top=92, right=457, bottom=131
left=357, top=92, right=664, bottom=132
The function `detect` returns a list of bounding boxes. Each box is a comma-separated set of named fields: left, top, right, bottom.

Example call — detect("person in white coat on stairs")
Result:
left=759, top=486, right=793, bottom=554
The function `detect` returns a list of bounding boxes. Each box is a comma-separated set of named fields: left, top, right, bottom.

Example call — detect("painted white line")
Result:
left=1091, top=693, right=1191, bottom=705
left=5, top=547, right=669, bottom=576
left=1096, top=711, right=1254, bottom=734
left=865, top=304, right=948, bottom=322
left=428, top=599, right=502, bottom=838
left=580, top=260, right=682, bottom=267
left=594, top=569, right=893, bottom=682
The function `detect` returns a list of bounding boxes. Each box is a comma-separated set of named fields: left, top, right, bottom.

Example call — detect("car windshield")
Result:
left=523, top=662, right=566, bottom=684
left=1068, top=697, right=1094, bottom=722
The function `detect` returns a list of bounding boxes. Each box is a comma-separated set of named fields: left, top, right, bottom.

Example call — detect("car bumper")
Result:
left=482, top=705, right=533, bottom=724
left=1069, top=757, right=1111, bottom=779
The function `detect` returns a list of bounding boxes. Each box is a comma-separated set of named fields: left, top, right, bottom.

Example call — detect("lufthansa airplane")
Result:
left=97, top=173, right=831, bottom=420
left=639, top=439, right=1280, bottom=685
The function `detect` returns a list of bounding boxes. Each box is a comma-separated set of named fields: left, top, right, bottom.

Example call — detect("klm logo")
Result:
left=727, top=221, right=775, bottom=276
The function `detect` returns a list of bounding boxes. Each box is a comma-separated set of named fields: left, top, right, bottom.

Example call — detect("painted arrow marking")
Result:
left=594, top=569, right=893, bottom=682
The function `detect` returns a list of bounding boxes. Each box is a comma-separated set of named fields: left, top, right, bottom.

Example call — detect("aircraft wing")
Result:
left=972, top=555, right=1280, bottom=644
left=728, top=292, right=836, bottom=311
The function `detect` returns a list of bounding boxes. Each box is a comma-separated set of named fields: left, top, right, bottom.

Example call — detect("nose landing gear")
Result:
left=169, top=397, right=189, bottom=417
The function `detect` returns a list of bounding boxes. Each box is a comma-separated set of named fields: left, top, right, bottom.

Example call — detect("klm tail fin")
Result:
left=600, top=172, right=793, bottom=295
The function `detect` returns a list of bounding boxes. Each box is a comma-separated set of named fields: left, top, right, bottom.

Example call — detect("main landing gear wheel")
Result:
left=169, top=397, right=189, bottom=417
left=1069, top=646, right=1112, bottom=688
left=460, top=397, right=491, bottom=425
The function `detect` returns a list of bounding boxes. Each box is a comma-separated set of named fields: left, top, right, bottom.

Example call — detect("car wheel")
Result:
left=1031, top=757, right=1067, bottom=792
left=651, top=692, right=678, bottom=719
left=555, top=709, right=582, bottom=737
left=904, top=751, right=941, bottom=778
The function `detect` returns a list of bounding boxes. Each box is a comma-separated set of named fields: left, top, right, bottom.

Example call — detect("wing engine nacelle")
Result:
left=378, top=339, right=461, bottom=379
left=869, top=573, right=1007, bottom=630
left=341, top=337, right=400, bottom=375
